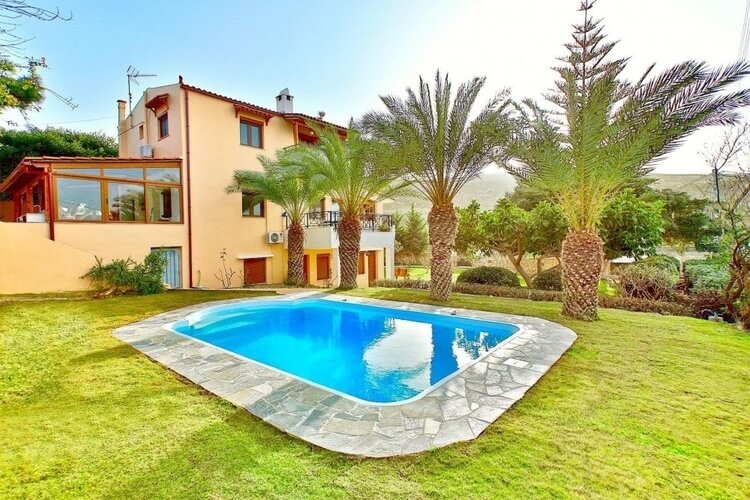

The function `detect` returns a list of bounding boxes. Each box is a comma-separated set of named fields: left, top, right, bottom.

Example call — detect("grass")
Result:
left=2, top=289, right=749, bottom=498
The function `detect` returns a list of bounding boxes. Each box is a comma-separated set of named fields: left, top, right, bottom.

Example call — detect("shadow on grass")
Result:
left=69, top=343, right=137, bottom=366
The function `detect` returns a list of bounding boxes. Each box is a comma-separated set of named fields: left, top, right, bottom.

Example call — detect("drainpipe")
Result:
left=181, top=78, right=194, bottom=288
left=46, top=169, right=55, bottom=241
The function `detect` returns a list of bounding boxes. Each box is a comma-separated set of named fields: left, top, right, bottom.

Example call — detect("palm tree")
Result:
left=360, top=71, right=512, bottom=300
left=505, top=1, right=750, bottom=320
left=226, top=153, right=327, bottom=286
left=285, top=125, right=408, bottom=289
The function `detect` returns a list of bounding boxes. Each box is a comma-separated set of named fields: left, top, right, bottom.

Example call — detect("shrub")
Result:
left=687, top=289, right=733, bottom=321
left=456, top=266, right=520, bottom=287
left=639, top=254, right=680, bottom=276
left=684, top=259, right=730, bottom=291
left=618, top=264, right=677, bottom=301
left=451, top=282, right=692, bottom=316
left=531, top=268, right=562, bottom=291
left=372, top=279, right=430, bottom=289
left=83, top=251, right=167, bottom=296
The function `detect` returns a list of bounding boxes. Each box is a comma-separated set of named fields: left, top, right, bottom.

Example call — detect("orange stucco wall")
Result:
left=0, top=223, right=95, bottom=294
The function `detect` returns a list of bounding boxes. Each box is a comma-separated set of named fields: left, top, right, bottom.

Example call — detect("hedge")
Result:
left=456, top=266, right=521, bottom=287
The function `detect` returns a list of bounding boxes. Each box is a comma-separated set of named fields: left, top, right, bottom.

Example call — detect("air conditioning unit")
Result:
left=267, top=231, right=284, bottom=244
left=140, top=144, right=154, bottom=158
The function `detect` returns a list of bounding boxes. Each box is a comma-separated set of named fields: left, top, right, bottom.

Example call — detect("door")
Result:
left=316, top=254, right=330, bottom=281
left=244, top=258, right=266, bottom=285
left=367, top=251, right=377, bottom=284
left=153, top=247, right=181, bottom=288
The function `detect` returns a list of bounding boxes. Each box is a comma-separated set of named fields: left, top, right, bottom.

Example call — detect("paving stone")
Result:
left=323, top=418, right=375, bottom=436
left=423, top=418, right=441, bottom=435
left=402, top=398, right=442, bottom=419
left=440, top=398, right=473, bottom=420
left=432, top=419, right=473, bottom=447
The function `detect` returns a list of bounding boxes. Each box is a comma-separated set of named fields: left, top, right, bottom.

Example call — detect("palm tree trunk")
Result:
left=561, top=228, right=603, bottom=321
left=338, top=215, right=361, bottom=289
left=428, top=204, right=458, bottom=300
left=287, top=223, right=305, bottom=285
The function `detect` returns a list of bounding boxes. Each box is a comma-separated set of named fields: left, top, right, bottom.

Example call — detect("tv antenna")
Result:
left=126, top=66, right=156, bottom=113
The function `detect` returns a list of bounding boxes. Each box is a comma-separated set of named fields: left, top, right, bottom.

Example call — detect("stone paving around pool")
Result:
left=113, top=293, right=576, bottom=458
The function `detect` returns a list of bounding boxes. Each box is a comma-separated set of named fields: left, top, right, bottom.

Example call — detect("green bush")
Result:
left=618, top=264, right=677, bottom=301
left=639, top=254, right=680, bottom=276
left=83, top=251, right=167, bottom=295
left=372, top=279, right=430, bottom=289
left=456, top=266, right=520, bottom=287
left=684, top=258, right=729, bottom=291
left=450, top=282, right=692, bottom=316
left=531, top=268, right=562, bottom=291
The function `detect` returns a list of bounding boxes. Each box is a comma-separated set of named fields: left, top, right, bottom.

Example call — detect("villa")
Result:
left=0, top=77, right=396, bottom=294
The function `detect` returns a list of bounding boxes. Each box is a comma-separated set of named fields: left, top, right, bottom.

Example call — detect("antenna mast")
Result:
left=126, top=65, right=157, bottom=113
left=740, top=0, right=750, bottom=59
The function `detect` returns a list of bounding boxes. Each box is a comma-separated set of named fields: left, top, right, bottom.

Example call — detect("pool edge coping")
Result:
left=113, top=292, right=577, bottom=458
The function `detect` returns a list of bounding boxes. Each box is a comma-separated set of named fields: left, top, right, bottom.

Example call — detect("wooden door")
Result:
left=316, top=254, right=330, bottom=280
left=367, top=251, right=377, bottom=284
left=244, top=258, right=266, bottom=285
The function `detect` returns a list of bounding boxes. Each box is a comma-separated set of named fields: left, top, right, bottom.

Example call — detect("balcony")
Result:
left=285, top=211, right=394, bottom=231
left=284, top=211, right=395, bottom=250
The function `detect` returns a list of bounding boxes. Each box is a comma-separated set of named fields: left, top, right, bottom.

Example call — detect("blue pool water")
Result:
left=170, top=299, right=518, bottom=404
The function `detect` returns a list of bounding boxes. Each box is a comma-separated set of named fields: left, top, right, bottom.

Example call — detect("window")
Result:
left=242, top=192, right=264, bottom=217
left=107, top=168, right=144, bottom=180
left=138, top=124, right=144, bottom=139
left=107, top=182, right=145, bottom=222
left=158, top=113, right=169, bottom=139
left=53, top=164, right=182, bottom=223
left=147, top=167, right=181, bottom=183
left=240, top=120, right=262, bottom=148
left=147, top=186, right=181, bottom=222
left=55, top=178, right=102, bottom=221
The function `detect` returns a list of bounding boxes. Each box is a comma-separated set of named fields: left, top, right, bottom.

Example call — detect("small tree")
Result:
left=599, top=189, right=664, bottom=262
left=395, top=204, right=428, bottom=265
left=455, top=200, right=485, bottom=262
left=648, top=188, right=714, bottom=269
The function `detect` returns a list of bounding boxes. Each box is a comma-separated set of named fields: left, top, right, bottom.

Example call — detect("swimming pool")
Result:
left=168, top=298, right=520, bottom=404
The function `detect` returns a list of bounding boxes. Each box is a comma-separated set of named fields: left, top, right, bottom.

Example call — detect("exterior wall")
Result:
left=0, top=223, right=94, bottom=294
left=119, top=83, right=183, bottom=159
left=52, top=223, right=189, bottom=287
left=183, top=89, right=292, bottom=288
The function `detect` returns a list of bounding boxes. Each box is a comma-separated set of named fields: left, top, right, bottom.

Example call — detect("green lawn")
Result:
left=2, top=289, right=749, bottom=498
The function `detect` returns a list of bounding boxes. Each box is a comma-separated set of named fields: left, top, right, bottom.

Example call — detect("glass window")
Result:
left=242, top=192, right=264, bottom=217
left=138, top=124, right=144, bottom=139
left=147, top=186, right=181, bottom=223
left=107, top=182, right=145, bottom=222
left=55, top=177, right=102, bottom=221
left=146, top=167, right=181, bottom=184
left=105, top=168, right=144, bottom=180
left=158, top=113, right=169, bottom=139
left=55, top=168, right=100, bottom=177
left=240, top=120, right=262, bottom=148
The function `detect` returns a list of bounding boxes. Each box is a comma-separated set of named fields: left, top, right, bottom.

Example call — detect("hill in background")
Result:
left=383, top=172, right=719, bottom=216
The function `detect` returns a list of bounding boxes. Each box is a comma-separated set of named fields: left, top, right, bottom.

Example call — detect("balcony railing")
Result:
left=284, top=210, right=394, bottom=231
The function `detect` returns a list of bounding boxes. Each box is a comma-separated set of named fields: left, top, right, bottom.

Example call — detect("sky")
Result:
left=1, top=0, right=747, bottom=174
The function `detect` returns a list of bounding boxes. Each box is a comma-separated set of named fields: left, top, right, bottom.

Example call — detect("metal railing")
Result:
left=284, top=211, right=394, bottom=231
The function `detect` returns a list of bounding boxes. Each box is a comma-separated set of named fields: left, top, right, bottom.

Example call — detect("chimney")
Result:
left=117, top=99, right=127, bottom=124
left=275, top=88, right=293, bottom=113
